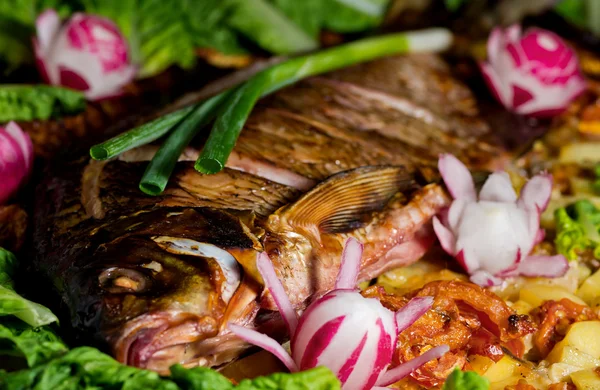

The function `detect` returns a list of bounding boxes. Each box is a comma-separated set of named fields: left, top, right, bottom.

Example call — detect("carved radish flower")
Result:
left=229, top=238, right=448, bottom=390
left=0, top=122, right=33, bottom=204
left=481, top=25, right=586, bottom=117
left=433, top=154, right=568, bottom=287
left=33, top=10, right=136, bottom=100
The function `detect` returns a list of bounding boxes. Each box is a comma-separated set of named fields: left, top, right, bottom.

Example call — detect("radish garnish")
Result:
left=433, top=154, right=568, bottom=286
left=0, top=122, right=33, bottom=204
left=480, top=25, right=586, bottom=117
left=33, top=10, right=136, bottom=101
left=229, top=238, right=448, bottom=390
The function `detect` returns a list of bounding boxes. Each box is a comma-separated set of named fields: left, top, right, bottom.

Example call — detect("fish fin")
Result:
left=280, top=166, right=416, bottom=234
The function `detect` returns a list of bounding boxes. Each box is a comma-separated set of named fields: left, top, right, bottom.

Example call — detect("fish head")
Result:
left=77, top=208, right=261, bottom=372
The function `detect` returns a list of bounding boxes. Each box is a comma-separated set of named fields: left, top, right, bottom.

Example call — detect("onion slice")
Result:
left=257, top=252, right=299, bottom=335
left=375, top=345, right=450, bottom=387
left=395, top=296, right=434, bottom=333
left=335, top=237, right=363, bottom=290
left=228, top=324, right=298, bottom=372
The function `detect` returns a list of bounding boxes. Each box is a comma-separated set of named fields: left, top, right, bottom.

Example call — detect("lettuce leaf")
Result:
left=270, top=0, right=389, bottom=38
left=0, top=0, right=391, bottom=78
left=234, top=366, right=340, bottom=390
left=227, top=0, right=318, bottom=55
left=0, top=248, right=58, bottom=327
left=0, top=319, right=68, bottom=367
left=0, top=85, right=86, bottom=122
left=1, top=347, right=180, bottom=390
left=1, top=347, right=340, bottom=390
left=0, top=248, right=65, bottom=368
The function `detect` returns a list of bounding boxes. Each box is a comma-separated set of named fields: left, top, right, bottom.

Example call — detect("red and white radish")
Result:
left=0, top=122, right=33, bottom=204
left=33, top=10, right=136, bottom=101
left=229, top=237, right=448, bottom=389
left=433, top=154, right=568, bottom=286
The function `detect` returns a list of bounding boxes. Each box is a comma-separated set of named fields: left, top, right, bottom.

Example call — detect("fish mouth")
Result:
left=114, top=312, right=221, bottom=373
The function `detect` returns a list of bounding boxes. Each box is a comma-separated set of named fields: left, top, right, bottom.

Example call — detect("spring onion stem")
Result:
left=139, top=90, right=233, bottom=195
left=195, top=28, right=452, bottom=174
left=89, top=106, right=194, bottom=160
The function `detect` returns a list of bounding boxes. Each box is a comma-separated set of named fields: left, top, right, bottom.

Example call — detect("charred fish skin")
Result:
left=33, top=159, right=295, bottom=372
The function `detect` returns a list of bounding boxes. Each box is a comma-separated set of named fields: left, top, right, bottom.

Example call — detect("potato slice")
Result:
left=547, top=346, right=600, bottom=367
left=547, top=322, right=600, bottom=364
left=519, top=285, right=587, bottom=307
left=560, top=142, right=600, bottom=166
left=468, top=355, right=495, bottom=375
left=578, top=270, right=600, bottom=305
left=571, top=369, right=600, bottom=390
left=548, top=362, right=585, bottom=383
left=483, top=355, right=521, bottom=383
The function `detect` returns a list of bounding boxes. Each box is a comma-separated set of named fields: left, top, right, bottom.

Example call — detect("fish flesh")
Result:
left=33, top=54, right=502, bottom=372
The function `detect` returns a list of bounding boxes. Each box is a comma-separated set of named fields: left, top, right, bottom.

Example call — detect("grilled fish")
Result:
left=33, top=54, right=501, bottom=372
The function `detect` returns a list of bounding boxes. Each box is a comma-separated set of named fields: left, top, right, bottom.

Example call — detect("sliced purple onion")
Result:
left=228, top=324, right=297, bottom=372
left=376, top=345, right=450, bottom=387
left=257, top=252, right=298, bottom=335
left=395, top=296, right=434, bottom=333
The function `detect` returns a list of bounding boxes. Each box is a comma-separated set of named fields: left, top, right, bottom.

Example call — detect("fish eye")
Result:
left=99, top=267, right=151, bottom=293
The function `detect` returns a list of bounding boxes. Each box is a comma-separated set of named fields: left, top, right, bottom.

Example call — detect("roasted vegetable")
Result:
left=570, top=368, right=600, bottom=390
left=547, top=321, right=600, bottom=363
left=555, top=200, right=600, bottom=261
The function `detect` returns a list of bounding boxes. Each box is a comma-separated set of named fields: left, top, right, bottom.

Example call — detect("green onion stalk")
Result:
left=195, top=28, right=453, bottom=174
left=89, top=106, right=194, bottom=160
left=90, top=28, right=452, bottom=195
left=138, top=90, right=234, bottom=195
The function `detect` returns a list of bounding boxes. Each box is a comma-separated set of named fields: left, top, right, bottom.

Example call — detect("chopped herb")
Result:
left=442, top=369, right=490, bottom=390
left=555, top=200, right=600, bottom=261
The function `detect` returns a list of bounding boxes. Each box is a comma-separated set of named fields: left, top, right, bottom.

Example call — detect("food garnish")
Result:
left=433, top=154, right=568, bottom=286
left=33, top=10, right=136, bottom=100
left=90, top=28, right=453, bottom=194
left=0, top=247, right=57, bottom=327
left=0, top=85, right=85, bottom=122
left=229, top=238, right=449, bottom=390
left=441, top=369, right=489, bottom=390
left=480, top=24, right=587, bottom=117
left=555, top=200, right=600, bottom=261
left=0, top=122, right=33, bottom=205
